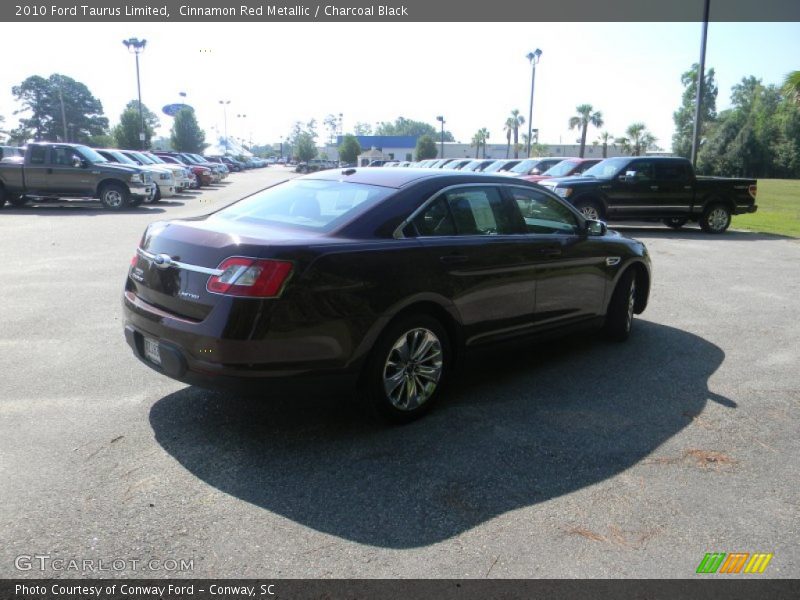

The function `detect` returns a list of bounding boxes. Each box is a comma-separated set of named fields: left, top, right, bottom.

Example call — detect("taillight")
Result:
left=207, top=257, right=293, bottom=298
left=748, top=184, right=757, bottom=199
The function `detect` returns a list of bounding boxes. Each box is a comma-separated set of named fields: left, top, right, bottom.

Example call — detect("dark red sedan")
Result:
left=523, top=158, right=601, bottom=182
left=124, top=169, right=651, bottom=422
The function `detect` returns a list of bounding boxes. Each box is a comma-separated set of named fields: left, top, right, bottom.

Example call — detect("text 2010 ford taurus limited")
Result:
left=123, top=168, right=651, bottom=422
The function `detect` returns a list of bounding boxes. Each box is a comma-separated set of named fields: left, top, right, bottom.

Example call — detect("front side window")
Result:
left=626, top=160, right=655, bottom=182
left=51, top=146, right=80, bottom=167
left=509, top=187, right=579, bottom=235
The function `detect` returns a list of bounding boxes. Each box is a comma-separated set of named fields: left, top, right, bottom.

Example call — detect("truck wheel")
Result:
left=574, top=198, right=604, bottom=221
left=663, top=217, right=687, bottom=229
left=99, top=183, right=130, bottom=210
left=149, top=186, right=162, bottom=203
left=361, top=314, right=450, bottom=423
left=700, top=203, right=731, bottom=234
left=603, top=268, right=637, bottom=342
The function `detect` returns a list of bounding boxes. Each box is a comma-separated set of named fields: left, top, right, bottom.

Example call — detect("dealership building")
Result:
left=320, top=135, right=633, bottom=164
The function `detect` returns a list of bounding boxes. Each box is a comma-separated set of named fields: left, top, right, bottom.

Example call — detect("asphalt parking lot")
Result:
left=1, top=167, right=798, bottom=579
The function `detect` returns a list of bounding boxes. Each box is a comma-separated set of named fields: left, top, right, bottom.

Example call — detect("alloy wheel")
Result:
left=382, top=328, right=443, bottom=411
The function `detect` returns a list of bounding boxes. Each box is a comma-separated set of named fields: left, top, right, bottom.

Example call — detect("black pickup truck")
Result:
left=0, top=143, right=155, bottom=210
left=539, top=156, right=757, bottom=233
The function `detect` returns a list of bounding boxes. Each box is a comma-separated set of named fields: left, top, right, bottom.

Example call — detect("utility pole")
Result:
left=690, top=0, right=710, bottom=168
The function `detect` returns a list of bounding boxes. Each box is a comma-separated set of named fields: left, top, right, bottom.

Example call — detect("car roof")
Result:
left=302, top=167, right=539, bottom=189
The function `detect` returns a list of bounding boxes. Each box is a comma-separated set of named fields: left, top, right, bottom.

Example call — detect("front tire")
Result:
left=603, top=269, right=637, bottom=342
left=98, top=183, right=130, bottom=211
left=361, top=314, right=450, bottom=423
left=700, top=203, right=732, bottom=234
left=574, top=198, right=605, bottom=222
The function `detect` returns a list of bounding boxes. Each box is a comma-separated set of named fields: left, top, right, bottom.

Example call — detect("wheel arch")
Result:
left=352, top=295, right=464, bottom=377
left=607, top=259, right=650, bottom=315
left=95, top=178, right=130, bottom=198
left=571, top=193, right=608, bottom=217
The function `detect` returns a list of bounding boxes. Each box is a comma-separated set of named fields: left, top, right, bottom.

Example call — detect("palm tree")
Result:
left=508, top=109, right=525, bottom=158
left=596, top=131, right=614, bottom=158
left=477, top=127, right=490, bottom=158
left=503, top=117, right=515, bottom=158
left=616, top=123, right=656, bottom=156
left=568, top=104, right=604, bottom=158
left=470, top=132, right=482, bottom=158
left=783, top=70, right=800, bottom=104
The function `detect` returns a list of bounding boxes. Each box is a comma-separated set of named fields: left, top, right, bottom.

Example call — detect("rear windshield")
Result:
left=213, top=179, right=394, bottom=232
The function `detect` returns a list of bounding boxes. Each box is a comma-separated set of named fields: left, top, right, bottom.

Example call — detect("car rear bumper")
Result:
left=124, top=324, right=358, bottom=395
left=736, top=204, right=757, bottom=215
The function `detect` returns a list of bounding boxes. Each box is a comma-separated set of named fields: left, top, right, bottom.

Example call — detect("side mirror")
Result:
left=585, top=219, right=607, bottom=236
left=71, top=157, right=84, bottom=168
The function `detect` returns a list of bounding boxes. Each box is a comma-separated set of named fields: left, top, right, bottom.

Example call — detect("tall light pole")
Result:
left=280, top=136, right=284, bottom=161
left=691, top=0, right=710, bottom=168
left=122, top=37, right=147, bottom=149
left=219, top=100, right=230, bottom=154
left=436, top=115, right=445, bottom=158
left=526, top=48, right=542, bottom=158
left=237, top=113, right=247, bottom=150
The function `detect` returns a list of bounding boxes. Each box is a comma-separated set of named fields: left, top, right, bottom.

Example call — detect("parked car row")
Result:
left=0, top=141, right=261, bottom=211
left=376, top=156, right=599, bottom=179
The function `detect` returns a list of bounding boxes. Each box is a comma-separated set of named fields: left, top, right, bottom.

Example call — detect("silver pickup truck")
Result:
left=0, top=143, right=155, bottom=210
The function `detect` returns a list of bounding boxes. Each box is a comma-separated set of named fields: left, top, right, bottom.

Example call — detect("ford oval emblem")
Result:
left=153, top=254, right=173, bottom=269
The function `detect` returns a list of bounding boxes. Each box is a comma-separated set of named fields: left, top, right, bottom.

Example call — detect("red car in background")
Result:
left=523, top=158, right=601, bottom=182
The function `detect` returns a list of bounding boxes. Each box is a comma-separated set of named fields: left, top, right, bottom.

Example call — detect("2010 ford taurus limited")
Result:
left=123, top=168, right=651, bottom=422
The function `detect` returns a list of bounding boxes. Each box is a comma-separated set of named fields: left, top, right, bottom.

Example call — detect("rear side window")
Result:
left=656, top=161, right=691, bottom=181
left=413, top=197, right=456, bottom=236
left=29, top=146, right=47, bottom=165
left=214, top=179, right=393, bottom=232
left=412, top=186, right=518, bottom=237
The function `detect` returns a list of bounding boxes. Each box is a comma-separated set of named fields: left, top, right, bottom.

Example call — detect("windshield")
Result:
left=144, top=153, right=166, bottom=164
left=509, top=159, right=539, bottom=174
left=107, top=151, right=137, bottom=165
left=581, top=157, right=632, bottom=179
left=129, top=151, right=154, bottom=164
left=76, top=146, right=108, bottom=163
left=482, top=160, right=507, bottom=173
left=213, top=179, right=394, bottom=232
left=543, top=160, right=580, bottom=177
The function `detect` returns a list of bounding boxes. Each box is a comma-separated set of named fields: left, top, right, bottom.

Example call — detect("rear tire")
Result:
left=574, top=198, right=605, bottom=221
left=361, top=314, right=450, bottom=424
left=700, top=202, right=732, bottom=234
left=98, top=183, right=130, bottom=211
left=663, top=217, right=687, bottom=229
left=603, top=269, right=637, bottom=342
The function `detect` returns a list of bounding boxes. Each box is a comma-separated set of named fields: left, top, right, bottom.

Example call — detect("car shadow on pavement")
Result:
left=612, top=224, right=792, bottom=241
left=149, top=320, right=732, bottom=549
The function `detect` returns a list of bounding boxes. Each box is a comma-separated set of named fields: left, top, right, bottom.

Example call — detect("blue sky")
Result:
left=1, top=21, right=798, bottom=150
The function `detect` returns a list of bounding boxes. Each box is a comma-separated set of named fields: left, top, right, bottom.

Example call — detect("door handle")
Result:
left=650, top=185, right=659, bottom=191
left=439, top=254, right=469, bottom=264
left=537, top=247, right=562, bottom=258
